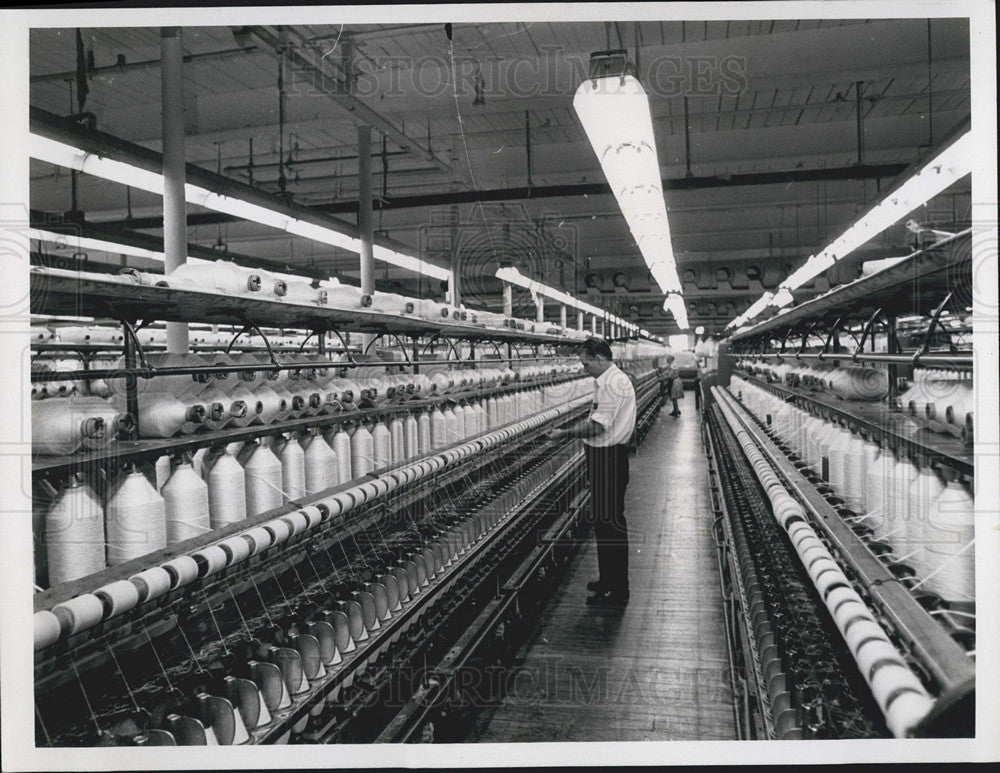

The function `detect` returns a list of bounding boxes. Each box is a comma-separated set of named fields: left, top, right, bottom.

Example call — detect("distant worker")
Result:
left=658, top=354, right=682, bottom=417
left=547, top=338, right=635, bottom=605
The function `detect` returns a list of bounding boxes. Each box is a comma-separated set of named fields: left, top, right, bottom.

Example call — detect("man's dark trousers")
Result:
left=584, top=443, right=630, bottom=594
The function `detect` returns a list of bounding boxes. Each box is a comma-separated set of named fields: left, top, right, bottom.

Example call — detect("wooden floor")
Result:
left=468, top=391, right=737, bottom=742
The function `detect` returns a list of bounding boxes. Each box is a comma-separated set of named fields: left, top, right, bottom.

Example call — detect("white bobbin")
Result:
left=52, top=594, right=105, bottom=635
left=162, top=555, right=200, bottom=589
left=129, top=567, right=173, bottom=603
left=94, top=580, right=141, bottom=619
left=34, top=610, right=63, bottom=650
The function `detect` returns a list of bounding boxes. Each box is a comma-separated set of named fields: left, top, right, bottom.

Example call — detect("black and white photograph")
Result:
left=0, top=2, right=997, bottom=769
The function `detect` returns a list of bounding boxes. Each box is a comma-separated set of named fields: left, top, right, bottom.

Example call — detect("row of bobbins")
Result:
left=33, top=395, right=590, bottom=651
left=713, top=387, right=937, bottom=738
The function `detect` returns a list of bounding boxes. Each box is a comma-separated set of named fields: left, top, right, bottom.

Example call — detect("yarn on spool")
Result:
left=372, top=421, right=392, bottom=471
left=206, top=449, right=248, bottom=529
left=304, top=431, right=338, bottom=494
left=45, top=474, right=106, bottom=586
left=116, top=392, right=206, bottom=438
left=351, top=424, right=375, bottom=477
left=908, top=466, right=947, bottom=581
left=242, top=441, right=284, bottom=518
left=168, top=259, right=263, bottom=296
left=842, top=433, right=868, bottom=512
left=32, top=398, right=114, bottom=455
left=389, top=417, right=405, bottom=466
left=327, top=428, right=353, bottom=484
left=924, top=478, right=975, bottom=601
left=162, top=458, right=211, bottom=544
left=278, top=435, right=307, bottom=504
left=417, top=411, right=432, bottom=454
left=106, top=467, right=167, bottom=566
left=403, top=415, right=419, bottom=461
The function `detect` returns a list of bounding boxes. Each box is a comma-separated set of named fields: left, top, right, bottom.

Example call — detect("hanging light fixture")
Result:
left=573, top=51, right=683, bottom=298
left=727, top=128, right=973, bottom=328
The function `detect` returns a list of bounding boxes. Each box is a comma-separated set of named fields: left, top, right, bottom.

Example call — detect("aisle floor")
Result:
left=469, top=390, right=737, bottom=742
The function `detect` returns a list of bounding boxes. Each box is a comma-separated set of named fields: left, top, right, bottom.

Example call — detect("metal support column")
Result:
left=449, top=204, right=461, bottom=309
left=358, top=124, right=375, bottom=352
left=578, top=311, right=584, bottom=332
left=161, top=27, right=189, bottom=354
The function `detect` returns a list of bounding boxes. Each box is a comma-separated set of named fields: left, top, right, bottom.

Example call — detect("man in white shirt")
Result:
left=547, top=338, right=636, bottom=605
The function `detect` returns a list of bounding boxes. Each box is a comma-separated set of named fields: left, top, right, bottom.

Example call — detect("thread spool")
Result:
left=864, top=446, right=892, bottom=531
left=205, top=449, right=247, bottom=529
left=263, top=518, right=292, bottom=547
left=168, top=260, right=262, bottom=295
left=388, top=417, right=405, bottom=466
left=430, top=408, right=447, bottom=450
left=162, top=555, right=200, bottom=589
left=325, top=428, right=352, bottom=484
left=192, top=545, right=230, bottom=578
left=129, top=567, right=172, bottom=603
left=826, top=427, right=851, bottom=495
left=842, top=434, right=868, bottom=511
left=44, top=474, right=106, bottom=586
left=32, top=398, right=111, bottom=455
left=218, top=535, right=253, bottom=566
left=350, top=424, right=375, bottom=477
left=372, top=421, right=392, bottom=470
left=163, top=458, right=211, bottom=544
left=242, top=526, right=274, bottom=555
left=303, top=432, right=337, bottom=494
left=243, top=441, right=284, bottom=518
left=909, top=466, right=946, bottom=581
left=106, top=467, right=167, bottom=566
left=924, top=478, right=975, bottom=601
left=52, top=594, right=105, bottom=635
left=94, top=580, right=141, bottom=619
left=115, top=392, right=206, bottom=438
left=417, top=411, right=432, bottom=454
left=277, top=434, right=307, bottom=504
left=403, top=414, right=419, bottom=461
left=34, top=610, right=63, bottom=650
left=886, top=453, right=918, bottom=543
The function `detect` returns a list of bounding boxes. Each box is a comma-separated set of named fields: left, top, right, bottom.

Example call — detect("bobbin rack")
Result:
left=703, top=229, right=976, bottom=739
left=29, top=262, right=669, bottom=746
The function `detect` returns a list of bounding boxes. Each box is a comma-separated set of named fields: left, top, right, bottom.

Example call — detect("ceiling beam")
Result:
left=106, top=161, right=906, bottom=231
left=246, top=25, right=451, bottom=174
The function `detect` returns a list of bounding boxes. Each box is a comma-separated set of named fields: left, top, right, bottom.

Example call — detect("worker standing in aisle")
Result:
left=658, top=353, right=682, bottom=417
left=547, top=338, right=636, bottom=605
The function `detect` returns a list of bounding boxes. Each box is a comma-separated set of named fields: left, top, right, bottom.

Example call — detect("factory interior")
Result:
left=3, top=5, right=998, bottom=764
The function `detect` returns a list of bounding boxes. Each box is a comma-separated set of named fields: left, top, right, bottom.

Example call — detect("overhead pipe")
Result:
left=31, top=46, right=264, bottom=83
left=247, top=26, right=450, bottom=173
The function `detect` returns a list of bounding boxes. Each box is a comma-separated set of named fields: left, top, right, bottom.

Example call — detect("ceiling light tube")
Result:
left=772, top=131, right=972, bottom=297
left=30, top=133, right=449, bottom=280
left=573, top=71, right=682, bottom=297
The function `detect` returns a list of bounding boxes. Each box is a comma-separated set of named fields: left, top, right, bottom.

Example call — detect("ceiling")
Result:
left=28, top=17, right=972, bottom=335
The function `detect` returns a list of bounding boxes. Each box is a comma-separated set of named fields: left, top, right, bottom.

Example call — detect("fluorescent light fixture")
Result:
left=772, top=287, right=795, bottom=309
left=28, top=228, right=165, bottom=262
left=662, top=293, right=689, bottom=330
left=726, top=131, right=972, bottom=334
left=776, top=131, right=972, bottom=295
left=30, top=133, right=449, bottom=280
left=495, top=266, right=636, bottom=333
left=573, top=72, right=683, bottom=297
